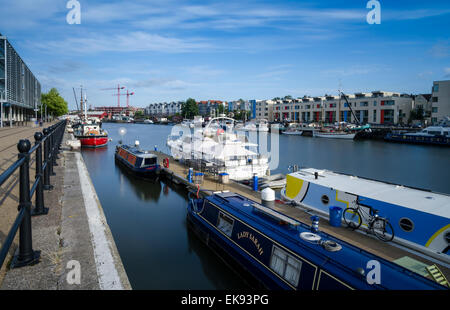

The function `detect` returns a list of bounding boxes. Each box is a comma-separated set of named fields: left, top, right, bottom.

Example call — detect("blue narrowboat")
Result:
left=187, top=191, right=447, bottom=290
left=114, top=141, right=160, bottom=176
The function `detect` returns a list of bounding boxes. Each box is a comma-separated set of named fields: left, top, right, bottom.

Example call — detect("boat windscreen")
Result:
left=143, top=157, right=157, bottom=166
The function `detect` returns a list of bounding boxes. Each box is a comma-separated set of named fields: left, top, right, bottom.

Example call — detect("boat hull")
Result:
left=313, top=132, right=355, bottom=139
left=282, top=131, right=304, bottom=135
left=385, top=133, right=450, bottom=146
left=76, top=135, right=108, bottom=148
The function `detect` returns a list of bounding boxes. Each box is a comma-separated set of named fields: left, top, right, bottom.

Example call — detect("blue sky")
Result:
left=1, top=0, right=449, bottom=110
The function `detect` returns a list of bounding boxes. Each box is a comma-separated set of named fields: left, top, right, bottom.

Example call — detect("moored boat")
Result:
left=73, top=122, right=109, bottom=148
left=187, top=191, right=447, bottom=290
left=115, top=141, right=160, bottom=176
left=385, top=126, right=450, bottom=146
left=280, top=168, right=450, bottom=263
left=313, top=130, right=355, bottom=139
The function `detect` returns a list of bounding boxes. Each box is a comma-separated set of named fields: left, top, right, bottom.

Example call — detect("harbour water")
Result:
left=81, top=123, right=450, bottom=289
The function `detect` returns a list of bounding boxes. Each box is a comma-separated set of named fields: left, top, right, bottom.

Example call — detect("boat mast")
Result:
left=80, top=85, right=84, bottom=121
left=338, top=81, right=341, bottom=127
left=84, top=90, right=88, bottom=121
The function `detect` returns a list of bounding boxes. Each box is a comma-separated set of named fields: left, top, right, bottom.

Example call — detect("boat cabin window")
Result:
left=428, top=131, right=441, bottom=135
left=269, top=245, right=302, bottom=287
left=217, top=212, right=234, bottom=237
left=143, top=157, right=157, bottom=166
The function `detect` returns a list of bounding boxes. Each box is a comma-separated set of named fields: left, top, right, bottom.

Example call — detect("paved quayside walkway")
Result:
left=0, top=127, right=130, bottom=289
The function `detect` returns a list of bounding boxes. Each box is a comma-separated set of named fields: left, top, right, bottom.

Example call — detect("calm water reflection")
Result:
left=82, top=123, right=250, bottom=289
left=82, top=123, right=450, bottom=289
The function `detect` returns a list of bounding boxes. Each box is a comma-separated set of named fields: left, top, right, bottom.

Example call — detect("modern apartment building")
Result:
left=145, top=101, right=183, bottom=116
left=431, top=80, right=450, bottom=124
left=0, top=33, right=41, bottom=127
left=253, top=92, right=413, bottom=125
left=197, top=100, right=225, bottom=117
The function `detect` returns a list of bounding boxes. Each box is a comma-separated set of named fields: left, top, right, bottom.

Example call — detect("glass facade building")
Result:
left=0, top=33, right=41, bottom=126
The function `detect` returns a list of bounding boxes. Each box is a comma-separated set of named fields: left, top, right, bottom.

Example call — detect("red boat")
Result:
left=74, top=123, right=108, bottom=148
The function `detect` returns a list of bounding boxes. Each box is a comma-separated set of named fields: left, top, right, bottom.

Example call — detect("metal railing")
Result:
left=0, top=120, right=66, bottom=269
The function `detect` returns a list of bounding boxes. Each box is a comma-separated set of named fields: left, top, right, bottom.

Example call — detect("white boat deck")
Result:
left=293, top=168, right=450, bottom=218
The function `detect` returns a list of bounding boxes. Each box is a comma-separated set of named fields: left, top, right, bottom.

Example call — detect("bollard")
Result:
left=32, top=132, right=49, bottom=216
left=43, top=128, right=54, bottom=190
left=187, top=168, right=193, bottom=183
left=252, top=174, right=258, bottom=191
left=10, top=139, right=40, bottom=268
left=261, top=188, right=275, bottom=208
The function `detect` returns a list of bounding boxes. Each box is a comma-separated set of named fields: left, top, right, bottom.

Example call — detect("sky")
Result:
left=1, top=0, right=449, bottom=110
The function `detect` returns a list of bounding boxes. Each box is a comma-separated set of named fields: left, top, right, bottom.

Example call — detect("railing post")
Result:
left=32, top=132, right=48, bottom=216
left=10, top=139, right=40, bottom=268
left=48, top=127, right=56, bottom=175
left=43, top=128, right=54, bottom=190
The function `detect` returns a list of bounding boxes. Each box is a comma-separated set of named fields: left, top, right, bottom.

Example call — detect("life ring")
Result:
left=163, top=158, right=169, bottom=168
left=300, top=232, right=321, bottom=243
left=87, top=130, right=99, bottom=136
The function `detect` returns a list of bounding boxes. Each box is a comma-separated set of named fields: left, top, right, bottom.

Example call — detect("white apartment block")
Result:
left=254, top=92, right=413, bottom=125
left=431, top=80, right=450, bottom=124
left=254, top=99, right=275, bottom=121
left=145, top=101, right=183, bottom=116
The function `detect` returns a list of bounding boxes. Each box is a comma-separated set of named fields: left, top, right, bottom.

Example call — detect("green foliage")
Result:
left=41, top=88, right=68, bottom=117
left=217, top=104, right=225, bottom=114
left=134, top=110, right=144, bottom=119
left=409, top=106, right=425, bottom=123
left=234, top=110, right=251, bottom=121
left=181, top=98, right=199, bottom=119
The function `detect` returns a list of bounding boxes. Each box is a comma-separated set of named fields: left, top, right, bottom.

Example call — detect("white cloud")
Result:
left=34, top=31, right=212, bottom=54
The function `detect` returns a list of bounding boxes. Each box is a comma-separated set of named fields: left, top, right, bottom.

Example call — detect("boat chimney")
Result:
left=135, top=140, right=140, bottom=148
left=314, top=172, right=318, bottom=180
left=310, top=216, right=319, bottom=233
left=261, top=188, right=275, bottom=209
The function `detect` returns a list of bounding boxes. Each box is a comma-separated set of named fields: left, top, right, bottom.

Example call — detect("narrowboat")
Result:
left=385, top=126, right=450, bottom=146
left=187, top=191, right=447, bottom=290
left=280, top=168, right=450, bottom=264
left=114, top=141, right=160, bottom=176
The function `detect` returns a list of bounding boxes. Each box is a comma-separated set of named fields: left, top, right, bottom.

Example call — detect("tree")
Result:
left=41, top=88, right=68, bottom=117
left=217, top=104, right=225, bottom=115
left=134, top=110, right=144, bottom=119
left=181, top=98, right=199, bottom=119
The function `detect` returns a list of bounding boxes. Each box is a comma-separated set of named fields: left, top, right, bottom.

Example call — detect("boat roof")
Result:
left=119, top=144, right=158, bottom=158
left=291, top=168, right=450, bottom=218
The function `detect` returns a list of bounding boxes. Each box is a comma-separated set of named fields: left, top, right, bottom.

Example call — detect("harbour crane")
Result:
left=113, top=89, right=135, bottom=108
left=100, top=84, right=126, bottom=107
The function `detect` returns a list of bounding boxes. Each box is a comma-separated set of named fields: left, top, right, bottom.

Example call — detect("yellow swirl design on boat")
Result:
left=425, top=224, right=450, bottom=248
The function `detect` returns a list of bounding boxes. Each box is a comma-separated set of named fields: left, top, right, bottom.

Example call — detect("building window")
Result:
left=373, top=110, right=377, bottom=122
left=432, top=107, right=438, bottom=113
left=432, top=97, right=438, bottom=102
left=373, top=101, right=377, bottom=106
left=433, top=84, right=439, bottom=92
left=217, top=212, right=234, bottom=237
left=360, top=102, right=368, bottom=107
left=270, top=246, right=302, bottom=287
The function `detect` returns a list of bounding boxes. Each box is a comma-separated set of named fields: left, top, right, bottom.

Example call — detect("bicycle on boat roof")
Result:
left=342, top=204, right=395, bottom=242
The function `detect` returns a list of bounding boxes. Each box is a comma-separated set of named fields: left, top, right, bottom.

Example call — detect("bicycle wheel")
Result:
left=372, top=219, right=394, bottom=242
left=343, top=208, right=362, bottom=230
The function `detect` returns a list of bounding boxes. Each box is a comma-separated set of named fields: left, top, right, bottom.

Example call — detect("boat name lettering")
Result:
left=237, top=231, right=264, bottom=255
